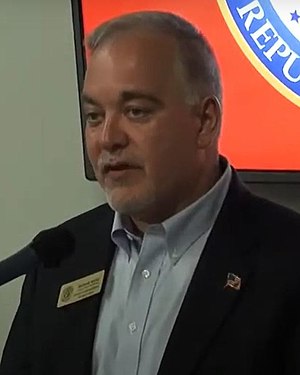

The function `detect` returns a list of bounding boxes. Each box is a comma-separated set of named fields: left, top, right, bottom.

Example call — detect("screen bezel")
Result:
left=71, top=0, right=300, bottom=183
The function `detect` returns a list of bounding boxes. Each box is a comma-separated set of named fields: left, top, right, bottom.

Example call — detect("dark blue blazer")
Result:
left=1, top=171, right=300, bottom=375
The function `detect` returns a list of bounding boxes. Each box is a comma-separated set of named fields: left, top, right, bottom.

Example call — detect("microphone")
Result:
left=0, top=227, right=75, bottom=286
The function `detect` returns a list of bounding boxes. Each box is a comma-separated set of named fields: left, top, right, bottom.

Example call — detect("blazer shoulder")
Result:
left=246, top=192, right=300, bottom=241
left=249, top=193, right=300, bottom=223
left=58, top=203, right=114, bottom=231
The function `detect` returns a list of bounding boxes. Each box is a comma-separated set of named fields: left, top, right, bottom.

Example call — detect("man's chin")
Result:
left=106, top=199, right=144, bottom=216
left=105, top=192, right=154, bottom=217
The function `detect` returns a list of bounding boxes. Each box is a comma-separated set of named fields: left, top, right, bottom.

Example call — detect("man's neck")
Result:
left=131, top=161, right=222, bottom=233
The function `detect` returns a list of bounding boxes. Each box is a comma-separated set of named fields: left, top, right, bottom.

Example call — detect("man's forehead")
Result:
left=83, top=30, right=184, bottom=101
left=89, top=30, right=178, bottom=64
left=85, top=33, right=179, bottom=86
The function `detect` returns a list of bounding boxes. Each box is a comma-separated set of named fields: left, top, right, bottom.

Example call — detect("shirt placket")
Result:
left=115, top=227, right=166, bottom=375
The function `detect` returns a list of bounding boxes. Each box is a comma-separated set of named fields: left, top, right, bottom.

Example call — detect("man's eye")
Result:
left=85, top=112, right=103, bottom=125
left=125, top=107, right=152, bottom=119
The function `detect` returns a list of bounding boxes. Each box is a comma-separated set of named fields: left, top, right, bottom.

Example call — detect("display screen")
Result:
left=71, top=0, right=300, bottom=182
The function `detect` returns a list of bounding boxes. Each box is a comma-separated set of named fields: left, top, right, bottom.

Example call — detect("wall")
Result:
left=0, top=0, right=104, bottom=356
left=0, top=0, right=299, bottom=358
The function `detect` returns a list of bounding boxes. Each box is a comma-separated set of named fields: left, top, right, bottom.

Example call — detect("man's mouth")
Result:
left=102, top=163, right=141, bottom=178
left=104, top=163, right=135, bottom=173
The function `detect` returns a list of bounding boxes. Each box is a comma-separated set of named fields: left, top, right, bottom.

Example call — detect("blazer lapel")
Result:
left=158, top=173, right=259, bottom=375
left=37, top=205, right=116, bottom=375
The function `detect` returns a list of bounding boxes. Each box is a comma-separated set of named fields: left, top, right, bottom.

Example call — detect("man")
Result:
left=1, top=10, right=300, bottom=375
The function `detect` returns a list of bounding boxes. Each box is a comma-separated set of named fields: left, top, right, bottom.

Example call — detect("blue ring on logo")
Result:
left=265, top=1, right=300, bottom=56
left=225, top=0, right=300, bottom=97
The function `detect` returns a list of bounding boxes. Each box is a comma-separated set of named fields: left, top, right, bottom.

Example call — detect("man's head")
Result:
left=82, top=11, right=223, bottom=227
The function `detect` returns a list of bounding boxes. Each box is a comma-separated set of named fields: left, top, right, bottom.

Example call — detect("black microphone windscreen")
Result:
left=31, top=227, right=75, bottom=268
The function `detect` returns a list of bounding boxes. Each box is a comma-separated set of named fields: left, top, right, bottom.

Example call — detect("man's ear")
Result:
left=193, top=95, right=221, bottom=149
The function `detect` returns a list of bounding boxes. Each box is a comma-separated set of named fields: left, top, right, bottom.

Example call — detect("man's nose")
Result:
left=98, top=114, right=128, bottom=151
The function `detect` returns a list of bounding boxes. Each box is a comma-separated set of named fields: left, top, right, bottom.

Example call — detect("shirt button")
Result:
left=142, top=269, right=151, bottom=279
left=172, top=251, right=178, bottom=261
left=128, top=321, right=137, bottom=334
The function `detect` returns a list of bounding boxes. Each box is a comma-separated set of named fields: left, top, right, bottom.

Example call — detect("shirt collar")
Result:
left=111, top=157, right=231, bottom=263
left=111, top=213, right=142, bottom=258
left=162, top=159, right=231, bottom=263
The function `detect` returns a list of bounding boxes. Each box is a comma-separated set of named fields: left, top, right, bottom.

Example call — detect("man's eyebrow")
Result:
left=81, top=91, right=164, bottom=106
left=120, top=90, right=163, bottom=106
left=81, top=93, right=99, bottom=106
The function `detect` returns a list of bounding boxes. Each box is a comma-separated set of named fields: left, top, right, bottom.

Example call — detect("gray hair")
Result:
left=86, top=11, right=222, bottom=105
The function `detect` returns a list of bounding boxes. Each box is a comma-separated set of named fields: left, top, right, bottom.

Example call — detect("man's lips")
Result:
left=102, top=163, right=140, bottom=174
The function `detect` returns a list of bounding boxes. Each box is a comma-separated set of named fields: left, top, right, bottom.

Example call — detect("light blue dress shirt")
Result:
left=92, top=163, right=232, bottom=375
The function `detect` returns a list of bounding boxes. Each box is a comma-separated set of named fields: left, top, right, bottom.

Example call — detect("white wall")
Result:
left=0, top=0, right=104, bottom=356
left=0, top=0, right=299, bottom=359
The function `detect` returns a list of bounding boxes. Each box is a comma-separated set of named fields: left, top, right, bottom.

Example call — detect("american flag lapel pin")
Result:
left=224, top=273, right=241, bottom=291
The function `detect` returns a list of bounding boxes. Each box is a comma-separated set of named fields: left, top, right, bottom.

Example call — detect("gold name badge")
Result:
left=57, top=270, right=105, bottom=308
